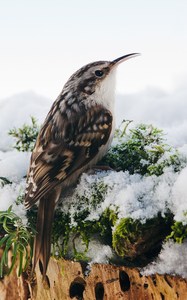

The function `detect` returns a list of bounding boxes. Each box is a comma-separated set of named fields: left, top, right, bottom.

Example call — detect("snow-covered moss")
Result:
left=102, top=122, right=186, bottom=175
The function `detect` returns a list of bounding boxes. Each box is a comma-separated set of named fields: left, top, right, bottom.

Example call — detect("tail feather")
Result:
left=32, top=187, right=61, bottom=278
left=32, top=199, right=45, bottom=272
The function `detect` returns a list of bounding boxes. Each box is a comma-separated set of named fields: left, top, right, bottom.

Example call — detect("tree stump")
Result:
left=0, top=257, right=187, bottom=299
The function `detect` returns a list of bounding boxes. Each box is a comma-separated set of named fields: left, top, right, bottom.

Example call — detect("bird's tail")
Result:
left=32, top=187, right=61, bottom=280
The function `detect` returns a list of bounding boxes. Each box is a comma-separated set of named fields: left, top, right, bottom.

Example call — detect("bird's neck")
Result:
left=92, top=69, right=116, bottom=113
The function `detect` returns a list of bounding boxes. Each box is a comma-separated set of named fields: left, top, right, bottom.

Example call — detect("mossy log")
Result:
left=0, top=257, right=187, bottom=300
left=113, top=216, right=172, bottom=265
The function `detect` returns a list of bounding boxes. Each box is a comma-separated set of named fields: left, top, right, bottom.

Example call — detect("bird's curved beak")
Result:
left=111, top=53, right=140, bottom=67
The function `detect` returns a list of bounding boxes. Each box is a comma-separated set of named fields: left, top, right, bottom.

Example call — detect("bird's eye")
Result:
left=95, top=70, right=104, bottom=77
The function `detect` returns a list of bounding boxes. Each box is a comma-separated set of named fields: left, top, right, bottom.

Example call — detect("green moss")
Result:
left=71, top=208, right=117, bottom=259
left=113, top=218, right=142, bottom=257
left=50, top=207, right=118, bottom=260
left=167, top=221, right=187, bottom=243
left=112, top=215, right=172, bottom=260
left=51, top=210, right=71, bottom=257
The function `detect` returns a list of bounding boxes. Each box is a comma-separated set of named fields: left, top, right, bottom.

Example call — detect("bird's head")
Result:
left=65, top=53, right=139, bottom=93
left=62, top=53, right=139, bottom=110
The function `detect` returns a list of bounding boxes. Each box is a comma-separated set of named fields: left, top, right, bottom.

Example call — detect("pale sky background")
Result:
left=0, top=0, right=187, bottom=99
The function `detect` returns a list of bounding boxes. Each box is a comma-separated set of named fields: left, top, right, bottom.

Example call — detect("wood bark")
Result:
left=0, top=257, right=187, bottom=299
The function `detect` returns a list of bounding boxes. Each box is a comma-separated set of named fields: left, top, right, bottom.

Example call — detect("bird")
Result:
left=25, top=53, right=139, bottom=279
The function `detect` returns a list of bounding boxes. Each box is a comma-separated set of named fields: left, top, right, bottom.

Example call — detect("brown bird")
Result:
left=25, top=53, right=139, bottom=278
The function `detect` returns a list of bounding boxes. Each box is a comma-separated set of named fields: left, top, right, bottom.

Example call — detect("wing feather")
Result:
left=25, top=101, right=113, bottom=209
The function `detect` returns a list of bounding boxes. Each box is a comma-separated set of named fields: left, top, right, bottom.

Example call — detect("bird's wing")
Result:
left=25, top=102, right=113, bottom=209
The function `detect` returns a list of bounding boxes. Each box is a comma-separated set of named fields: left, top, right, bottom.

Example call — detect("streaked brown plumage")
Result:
left=25, top=54, right=139, bottom=279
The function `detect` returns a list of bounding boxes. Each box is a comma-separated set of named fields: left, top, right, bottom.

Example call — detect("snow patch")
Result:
left=142, top=240, right=187, bottom=278
left=0, top=92, right=51, bottom=151
left=0, top=150, right=30, bottom=182
left=87, top=240, right=113, bottom=264
left=171, top=166, right=187, bottom=224
left=64, top=168, right=178, bottom=224
left=0, top=180, right=27, bottom=224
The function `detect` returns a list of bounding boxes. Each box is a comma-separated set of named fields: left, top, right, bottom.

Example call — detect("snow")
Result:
left=1, top=88, right=187, bottom=277
left=0, top=149, right=29, bottom=225
left=116, top=83, right=187, bottom=147
left=0, top=180, right=27, bottom=225
left=86, top=240, right=113, bottom=264
left=66, top=236, right=113, bottom=265
left=172, top=167, right=187, bottom=224
left=0, top=91, right=52, bottom=220
left=0, top=91, right=52, bottom=151
left=0, top=150, right=30, bottom=182
left=142, top=240, right=187, bottom=278
left=64, top=166, right=186, bottom=225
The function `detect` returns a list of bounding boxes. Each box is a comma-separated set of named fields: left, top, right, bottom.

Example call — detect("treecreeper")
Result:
left=25, top=53, right=139, bottom=280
